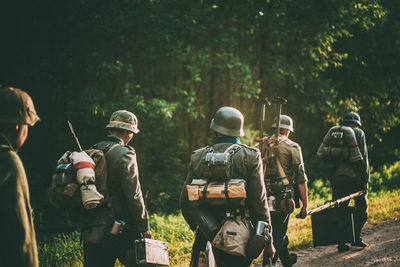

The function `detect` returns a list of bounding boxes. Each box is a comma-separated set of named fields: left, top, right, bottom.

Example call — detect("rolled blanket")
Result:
left=69, top=151, right=104, bottom=209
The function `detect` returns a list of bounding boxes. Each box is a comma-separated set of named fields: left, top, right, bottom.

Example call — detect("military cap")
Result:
left=0, top=87, right=40, bottom=126
left=106, top=110, right=139, bottom=133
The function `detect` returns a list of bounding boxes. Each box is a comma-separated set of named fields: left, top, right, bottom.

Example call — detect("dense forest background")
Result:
left=1, top=0, right=400, bottom=224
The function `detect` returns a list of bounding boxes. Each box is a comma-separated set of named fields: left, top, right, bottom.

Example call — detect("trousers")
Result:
left=331, top=175, right=368, bottom=242
left=263, top=211, right=290, bottom=265
left=212, top=247, right=252, bottom=267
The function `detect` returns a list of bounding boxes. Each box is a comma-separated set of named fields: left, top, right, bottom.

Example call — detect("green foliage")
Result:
left=2, top=0, right=400, bottom=220
left=370, top=161, right=400, bottom=192
left=38, top=232, right=83, bottom=267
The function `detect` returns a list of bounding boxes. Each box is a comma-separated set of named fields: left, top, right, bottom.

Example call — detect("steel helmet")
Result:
left=0, top=87, right=40, bottom=126
left=271, top=115, right=294, bottom=132
left=342, top=112, right=361, bottom=127
left=106, top=110, right=139, bottom=133
left=210, top=106, right=244, bottom=137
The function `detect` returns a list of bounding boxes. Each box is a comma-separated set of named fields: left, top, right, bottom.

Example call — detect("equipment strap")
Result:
left=276, top=157, right=290, bottom=185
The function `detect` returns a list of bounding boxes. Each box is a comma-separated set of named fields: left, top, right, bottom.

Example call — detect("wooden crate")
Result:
left=134, top=238, right=169, bottom=266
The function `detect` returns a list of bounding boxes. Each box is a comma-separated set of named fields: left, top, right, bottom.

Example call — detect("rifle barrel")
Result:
left=67, top=120, right=83, bottom=151
left=307, top=190, right=365, bottom=215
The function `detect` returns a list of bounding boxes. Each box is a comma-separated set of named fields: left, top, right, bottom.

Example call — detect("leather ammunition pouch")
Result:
left=265, top=180, right=295, bottom=214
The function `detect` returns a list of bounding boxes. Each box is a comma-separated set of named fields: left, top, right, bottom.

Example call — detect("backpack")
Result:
left=317, top=126, right=363, bottom=162
left=186, top=144, right=247, bottom=206
left=48, top=145, right=119, bottom=218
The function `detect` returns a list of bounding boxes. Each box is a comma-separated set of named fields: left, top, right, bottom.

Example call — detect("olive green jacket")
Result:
left=265, top=135, right=308, bottom=185
left=180, top=137, right=271, bottom=230
left=94, top=136, right=149, bottom=235
left=0, top=134, right=38, bottom=267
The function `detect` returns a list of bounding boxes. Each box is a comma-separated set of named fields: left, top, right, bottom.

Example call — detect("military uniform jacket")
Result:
left=93, top=136, right=149, bottom=235
left=0, top=134, right=38, bottom=267
left=265, top=135, right=308, bottom=186
left=180, top=136, right=271, bottom=230
left=335, top=127, right=370, bottom=183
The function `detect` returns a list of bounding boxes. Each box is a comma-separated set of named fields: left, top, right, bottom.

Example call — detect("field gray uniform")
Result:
left=83, top=135, right=149, bottom=267
left=331, top=127, right=369, bottom=243
left=264, top=135, right=308, bottom=266
left=180, top=136, right=271, bottom=267
left=0, top=134, right=39, bottom=267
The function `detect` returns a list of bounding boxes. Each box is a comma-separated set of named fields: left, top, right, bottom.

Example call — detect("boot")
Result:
left=338, top=243, right=350, bottom=253
left=351, top=238, right=368, bottom=248
left=281, top=253, right=297, bottom=267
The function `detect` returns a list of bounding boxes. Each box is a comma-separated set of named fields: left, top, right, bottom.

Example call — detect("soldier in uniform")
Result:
left=331, top=112, right=369, bottom=252
left=261, top=115, right=308, bottom=267
left=180, top=106, right=275, bottom=267
left=83, top=110, right=151, bottom=267
left=0, top=87, right=40, bottom=267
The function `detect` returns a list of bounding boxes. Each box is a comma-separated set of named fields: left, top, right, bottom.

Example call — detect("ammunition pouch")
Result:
left=202, top=144, right=242, bottom=181
left=265, top=179, right=295, bottom=214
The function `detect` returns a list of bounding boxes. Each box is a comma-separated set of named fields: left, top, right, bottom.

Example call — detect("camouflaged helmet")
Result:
left=210, top=106, right=244, bottom=137
left=271, top=115, right=294, bottom=132
left=342, top=112, right=361, bottom=127
left=106, top=110, right=139, bottom=133
left=0, top=87, right=40, bottom=126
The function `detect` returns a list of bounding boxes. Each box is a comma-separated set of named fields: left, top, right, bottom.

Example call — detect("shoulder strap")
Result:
left=276, top=157, right=290, bottom=185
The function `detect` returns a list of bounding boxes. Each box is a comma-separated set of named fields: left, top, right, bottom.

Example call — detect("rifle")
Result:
left=307, top=190, right=366, bottom=215
left=36, top=222, right=106, bottom=234
left=67, top=120, right=82, bottom=151
left=271, top=96, right=287, bottom=160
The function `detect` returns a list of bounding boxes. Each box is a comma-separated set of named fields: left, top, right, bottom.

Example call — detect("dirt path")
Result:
left=253, top=218, right=400, bottom=267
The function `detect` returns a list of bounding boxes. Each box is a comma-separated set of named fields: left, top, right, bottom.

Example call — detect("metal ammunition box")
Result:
left=311, top=206, right=355, bottom=247
left=134, top=238, right=169, bottom=266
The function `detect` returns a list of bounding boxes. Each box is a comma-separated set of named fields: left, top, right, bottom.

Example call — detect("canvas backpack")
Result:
left=48, top=144, right=119, bottom=221
left=186, top=144, right=247, bottom=206
left=317, top=126, right=363, bottom=162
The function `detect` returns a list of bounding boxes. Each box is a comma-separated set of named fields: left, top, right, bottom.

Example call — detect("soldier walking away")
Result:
left=83, top=110, right=151, bottom=267
left=180, top=106, right=276, bottom=267
left=318, top=112, right=370, bottom=252
left=260, top=115, right=309, bottom=267
left=0, top=87, right=40, bottom=267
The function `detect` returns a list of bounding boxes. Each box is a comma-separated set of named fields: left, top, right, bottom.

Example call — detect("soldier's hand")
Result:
left=265, top=241, right=276, bottom=258
left=143, top=230, right=152, bottom=239
left=296, top=206, right=308, bottom=219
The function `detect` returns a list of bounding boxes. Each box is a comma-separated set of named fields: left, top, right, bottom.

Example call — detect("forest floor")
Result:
left=253, top=217, right=400, bottom=267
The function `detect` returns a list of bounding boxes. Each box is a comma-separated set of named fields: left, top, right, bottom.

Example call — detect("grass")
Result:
left=38, top=189, right=400, bottom=267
